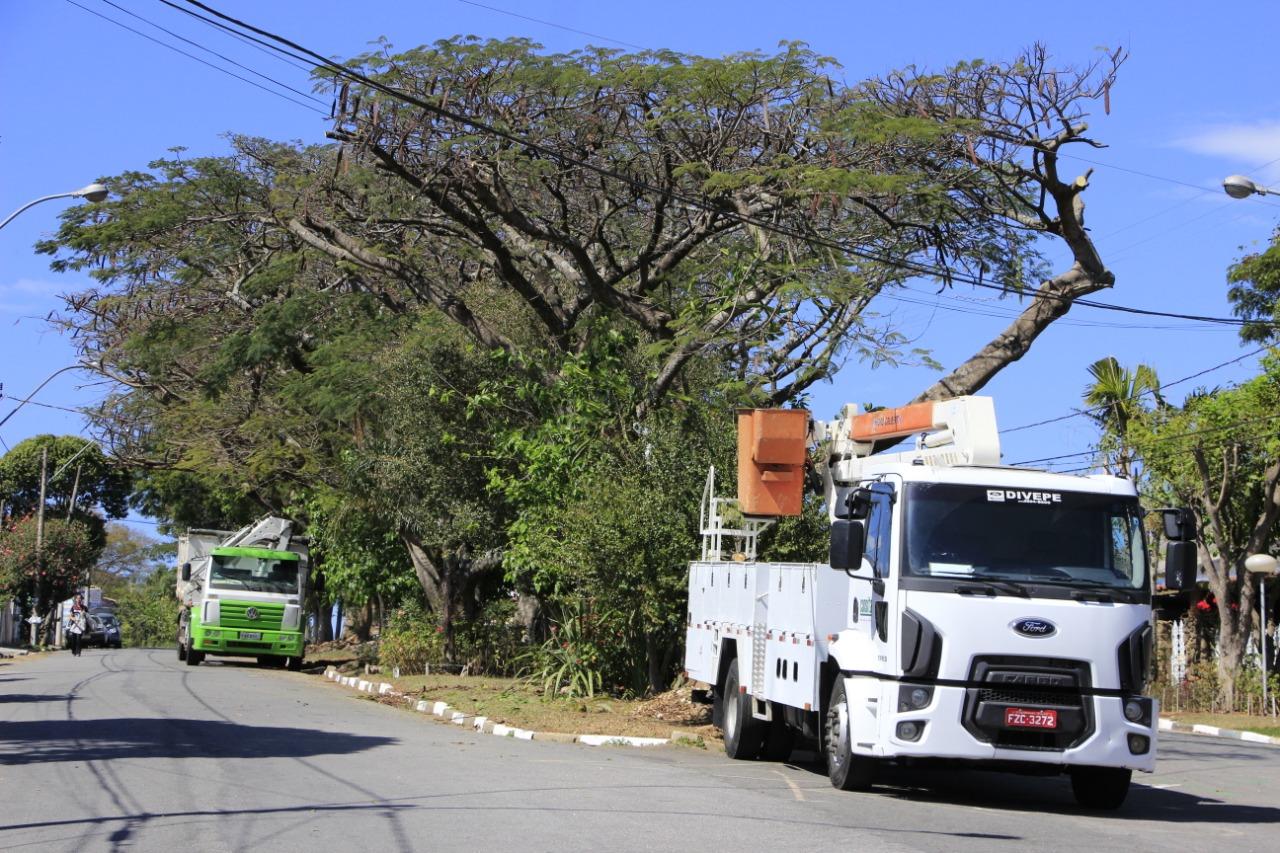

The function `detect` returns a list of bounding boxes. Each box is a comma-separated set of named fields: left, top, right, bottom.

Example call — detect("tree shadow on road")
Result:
left=0, top=717, right=395, bottom=766
left=0, top=692, right=76, bottom=704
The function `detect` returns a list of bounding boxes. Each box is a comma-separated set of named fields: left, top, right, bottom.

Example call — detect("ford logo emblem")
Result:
left=245, top=607, right=260, bottom=621
left=1012, top=618, right=1056, bottom=638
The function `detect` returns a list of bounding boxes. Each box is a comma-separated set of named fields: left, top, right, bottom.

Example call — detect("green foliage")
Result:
left=1082, top=356, right=1160, bottom=476
left=1227, top=229, right=1280, bottom=343
left=520, top=598, right=609, bottom=699
left=377, top=602, right=445, bottom=672
left=0, top=517, right=95, bottom=620
left=115, top=567, right=180, bottom=647
left=0, top=435, right=130, bottom=551
left=758, top=494, right=830, bottom=563
left=302, top=487, right=414, bottom=608
left=453, top=596, right=524, bottom=676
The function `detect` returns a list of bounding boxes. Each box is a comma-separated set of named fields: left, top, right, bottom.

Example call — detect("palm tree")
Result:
left=1083, top=357, right=1161, bottom=478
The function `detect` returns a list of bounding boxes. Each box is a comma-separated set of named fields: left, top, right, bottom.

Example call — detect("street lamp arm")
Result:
left=0, top=192, right=80, bottom=231
left=0, top=363, right=97, bottom=431
left=0, top=183, right=108, bottom=232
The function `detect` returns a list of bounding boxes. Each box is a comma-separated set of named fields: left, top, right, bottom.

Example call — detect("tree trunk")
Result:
left=346, top=601, right=374, bottom=642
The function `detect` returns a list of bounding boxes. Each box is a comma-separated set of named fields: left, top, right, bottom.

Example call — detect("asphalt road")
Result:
left=2, top=648, right=1278, bottom=852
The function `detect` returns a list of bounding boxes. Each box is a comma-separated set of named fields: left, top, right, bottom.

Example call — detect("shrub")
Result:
left=378, top=603, right=445, bottom=672
left=115, top=567, right=180, bottom=647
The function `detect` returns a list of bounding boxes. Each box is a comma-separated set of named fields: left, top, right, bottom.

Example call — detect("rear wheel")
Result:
left=721, top=662, right=765, bottom=760
left=824, top=679, right=875, bottom=791
left=1070, top=767, right=1131, bottom=810
left=177, top=623, right=188, bottom=661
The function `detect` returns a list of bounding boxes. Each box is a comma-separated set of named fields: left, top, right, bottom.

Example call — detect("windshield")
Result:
left=904, top=483, right=1147, bottom=590
left=209, top=554, right=299, bottom=594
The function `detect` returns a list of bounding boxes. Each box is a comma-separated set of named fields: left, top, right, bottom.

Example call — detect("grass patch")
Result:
left=383, top=673, right=716, bottom=741
left=1164, top=712, right=1280, bottom=738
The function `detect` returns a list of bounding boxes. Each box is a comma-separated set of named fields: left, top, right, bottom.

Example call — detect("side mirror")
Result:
left=839, top=487, right=872, bottom=521
left=830, top=520, right=866, bottom=571
left=1164, top=541, right=1198, bottom=590
left=181, top=562, right=191, bottom=582
left=1162, top=508, right=1197, bottom=542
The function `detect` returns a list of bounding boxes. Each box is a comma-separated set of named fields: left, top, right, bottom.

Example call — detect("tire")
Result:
left=185, top=640, right=203, bottom=666
left=824, top=678, right=875, bottom=791
left=286, top=655, right=303, bottom=672
left=177, top=629, right=188, bottom=661
left=721, top=661, right=765, bottom=760
left=1070, top=767, right=1131, bottom=810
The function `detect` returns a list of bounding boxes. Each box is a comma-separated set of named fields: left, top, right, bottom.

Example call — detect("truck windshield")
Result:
left=903, top=483, right=1146, bottom=590
left=209, top=555, right=299, bottom=594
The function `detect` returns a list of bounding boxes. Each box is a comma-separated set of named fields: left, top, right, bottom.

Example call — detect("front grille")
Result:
left=978, top=688, right=1083, bottom=707
left=219, top=601, right=284, bottom=630
left=962, top=655, right=1094, bottom=752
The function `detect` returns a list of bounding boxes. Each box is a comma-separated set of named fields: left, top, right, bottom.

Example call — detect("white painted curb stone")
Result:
left=432, top=701, right=450, bottom=717
left=379, top=683, right=394, bottom=695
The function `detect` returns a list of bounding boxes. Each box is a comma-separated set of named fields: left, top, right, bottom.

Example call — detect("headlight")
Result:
left=204, top=630, right=221, bottom=640
left=1123, top=699, right=1143, bottom=722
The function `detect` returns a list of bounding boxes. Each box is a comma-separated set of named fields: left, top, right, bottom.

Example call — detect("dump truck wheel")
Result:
left=825, top=679, right=875, bottom=790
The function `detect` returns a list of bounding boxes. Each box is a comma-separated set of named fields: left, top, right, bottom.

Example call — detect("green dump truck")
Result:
left=176, top=516, right=309, bottom=670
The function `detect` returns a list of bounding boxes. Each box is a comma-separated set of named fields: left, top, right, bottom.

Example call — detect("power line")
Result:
left=168, top=1, right=1280, bottom=334
left=64, top=0, right=327, bottom=115
left=97, top=0, right=326, bottom=107
left=999, top=347, right=1268, bottom=434
left=1010, top=409, right=1280, bottom=467
left=455, top=0, right=649, bottom=50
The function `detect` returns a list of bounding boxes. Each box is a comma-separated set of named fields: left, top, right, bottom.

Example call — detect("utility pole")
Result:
left=34, top=447, right=47, bottom=645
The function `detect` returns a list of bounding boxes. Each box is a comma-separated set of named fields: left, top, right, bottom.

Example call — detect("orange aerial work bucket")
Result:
left=736, top=408, right=810, bottom=517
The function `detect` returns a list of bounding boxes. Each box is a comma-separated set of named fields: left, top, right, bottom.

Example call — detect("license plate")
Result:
left=238, top=631, right=262, bottom=641
left=1005, top=708, right=1057, bottom=729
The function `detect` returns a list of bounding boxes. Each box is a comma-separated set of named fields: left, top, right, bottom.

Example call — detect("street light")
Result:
left=1246, top=553, right=1279, bottom=715
left=0, top=183, right=108, bottom=232
left=1223, top=174, right=1280, bottom=200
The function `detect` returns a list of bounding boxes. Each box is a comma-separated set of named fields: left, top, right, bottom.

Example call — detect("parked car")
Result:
left=87, top=612, right=123, bottom=649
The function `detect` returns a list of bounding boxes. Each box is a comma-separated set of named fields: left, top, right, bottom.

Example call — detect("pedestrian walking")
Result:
left=68, top=594, right=88, bottom=657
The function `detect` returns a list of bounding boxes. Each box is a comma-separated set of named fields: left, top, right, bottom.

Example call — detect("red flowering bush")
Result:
left=0, top=516, right=95, bottom=619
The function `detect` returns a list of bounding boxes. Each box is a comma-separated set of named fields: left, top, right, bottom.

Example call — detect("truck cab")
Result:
left=177, top=518, right=309, bottom=670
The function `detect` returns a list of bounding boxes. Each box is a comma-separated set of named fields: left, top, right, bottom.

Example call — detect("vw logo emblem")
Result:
left=1012, top=618, right=1056, bottom=638
left=245, top=607, right=260, bottom=621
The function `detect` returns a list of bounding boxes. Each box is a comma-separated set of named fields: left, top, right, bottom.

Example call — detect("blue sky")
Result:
left=3, top=0, right=1279, bottom=536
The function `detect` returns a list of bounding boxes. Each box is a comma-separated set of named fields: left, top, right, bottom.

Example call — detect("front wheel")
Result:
left=824, top=679, right=875, bottom=791
left=721, top=661, right=765, bottom=760
left=286, top=655, right=303, bottom=672
left=1070, top=767, right=1131, bottom=810
left=185, top=640, right=203, bottom=666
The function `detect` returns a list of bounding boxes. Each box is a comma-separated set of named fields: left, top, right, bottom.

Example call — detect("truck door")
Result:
left=863, top=482, right=896, bottom=669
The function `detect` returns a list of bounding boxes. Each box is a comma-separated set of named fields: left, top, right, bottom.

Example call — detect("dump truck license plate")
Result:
left=238, top=631, right=262, bottom=640
left=1004, top=708, right=1057, bottom=729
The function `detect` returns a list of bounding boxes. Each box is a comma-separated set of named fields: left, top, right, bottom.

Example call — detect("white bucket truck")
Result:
left=685, top=397, right=1197, bottom=808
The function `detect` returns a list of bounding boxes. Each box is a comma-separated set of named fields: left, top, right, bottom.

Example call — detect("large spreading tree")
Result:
left=38, top=37, right=1132, bottom=682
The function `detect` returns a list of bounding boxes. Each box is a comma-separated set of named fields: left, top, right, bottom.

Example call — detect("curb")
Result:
left=1159, top=717, right=1280, bottom=747
left=323, top=666, right=672, bottom=748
